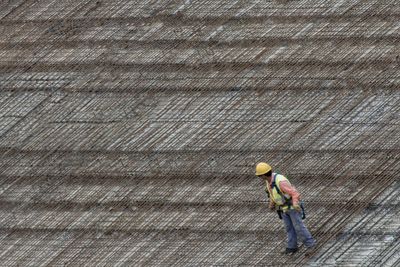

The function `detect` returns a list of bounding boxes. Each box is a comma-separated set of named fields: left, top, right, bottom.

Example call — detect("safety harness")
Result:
left=271, top=173, right=292, bottom=209
left=267, top=173, right=306, bottom=220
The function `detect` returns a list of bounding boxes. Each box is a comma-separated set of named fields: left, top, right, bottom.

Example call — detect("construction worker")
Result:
left=255, top=162, right=316, bottom=254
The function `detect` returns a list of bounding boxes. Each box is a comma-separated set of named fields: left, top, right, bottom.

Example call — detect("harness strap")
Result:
left=271, top=173, right=292, bottom=208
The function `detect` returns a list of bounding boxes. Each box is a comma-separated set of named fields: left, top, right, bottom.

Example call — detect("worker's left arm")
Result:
left=279, top=181, right=301, bottom=210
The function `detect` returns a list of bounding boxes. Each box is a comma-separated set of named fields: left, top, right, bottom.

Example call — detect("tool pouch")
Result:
left=277, top=210, right=283, bottom=220
left=300, top=201, right=306, bottom=220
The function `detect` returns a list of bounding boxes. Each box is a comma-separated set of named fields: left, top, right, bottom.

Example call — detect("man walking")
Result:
left=255, top=162, right=316, bottom=254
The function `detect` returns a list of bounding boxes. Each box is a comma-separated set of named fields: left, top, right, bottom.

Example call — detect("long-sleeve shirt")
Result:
left=266, top=174, right=301, bottom=208
left=278, top=180, right=300, bottom=206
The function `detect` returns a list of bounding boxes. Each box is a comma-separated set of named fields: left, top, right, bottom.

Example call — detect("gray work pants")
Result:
left=282, top=209, right=316, bottom=249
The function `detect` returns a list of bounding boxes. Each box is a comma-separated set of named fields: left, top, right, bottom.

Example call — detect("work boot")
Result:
left=283, top=247, right=298, bottom=255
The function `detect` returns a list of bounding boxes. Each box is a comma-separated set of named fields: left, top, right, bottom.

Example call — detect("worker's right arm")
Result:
left=269, top=200, right=275, bottom=211
left=279, top=181, right=300, bottom=207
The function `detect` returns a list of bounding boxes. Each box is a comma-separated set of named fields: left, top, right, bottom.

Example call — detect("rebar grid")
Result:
left=0, top=0, right=399, bottom=266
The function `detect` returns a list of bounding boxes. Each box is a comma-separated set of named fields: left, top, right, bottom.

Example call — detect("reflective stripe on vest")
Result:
left=266, top=173, right=292, bottom=206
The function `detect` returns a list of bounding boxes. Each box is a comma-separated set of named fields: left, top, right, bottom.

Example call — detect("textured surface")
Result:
left=0, top=0, right=399, bottom=266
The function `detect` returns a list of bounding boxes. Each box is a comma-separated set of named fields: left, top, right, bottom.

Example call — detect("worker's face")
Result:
left=257, top=174, right=268, bottom=181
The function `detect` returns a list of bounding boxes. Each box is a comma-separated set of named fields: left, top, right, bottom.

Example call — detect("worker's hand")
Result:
left=293, top=203, right=301, bottom=212
left=269, top=202, right=275, bottom=211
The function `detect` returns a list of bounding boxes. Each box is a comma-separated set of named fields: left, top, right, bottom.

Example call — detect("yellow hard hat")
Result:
left=255, top=162, right=272, bottom=176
